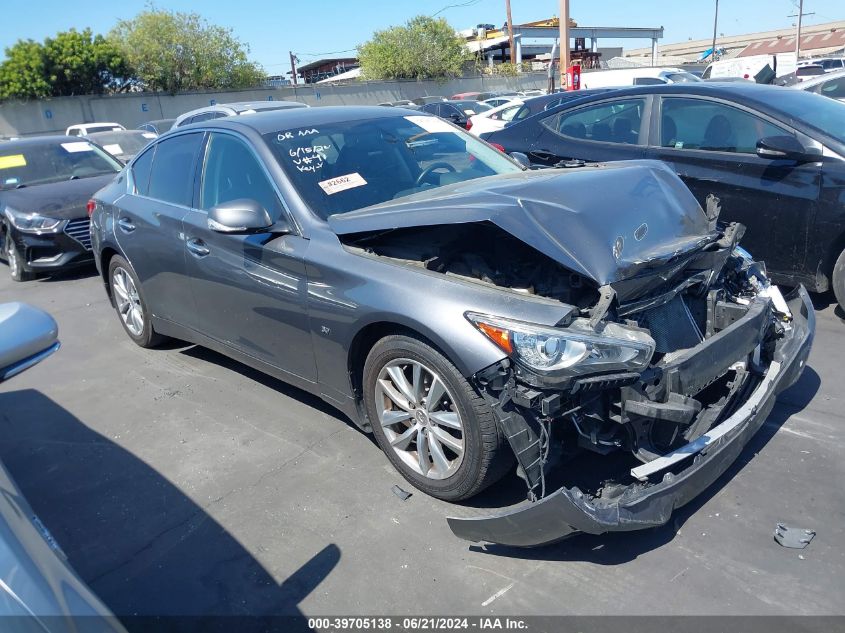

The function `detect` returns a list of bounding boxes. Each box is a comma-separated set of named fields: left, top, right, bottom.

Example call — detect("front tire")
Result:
left=833, top=248, right=845, bottom=313
left=4, top=231, right=36, bottom=282
left=363, top=334, right=511, bottom=501
left=108, top=255, right=166, bottom=348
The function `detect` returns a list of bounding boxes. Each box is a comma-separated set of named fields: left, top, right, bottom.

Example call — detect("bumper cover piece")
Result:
left=447, top=286, right=814, bottom=547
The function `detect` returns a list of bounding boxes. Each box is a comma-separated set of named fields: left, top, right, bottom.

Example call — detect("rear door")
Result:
left=647, top=96, right=821, bottom=280
left=525, top=96, right=650, bottom=166
left=114, top=132, right=204, bottom=326
left=181, top=131, right=317, bottom=382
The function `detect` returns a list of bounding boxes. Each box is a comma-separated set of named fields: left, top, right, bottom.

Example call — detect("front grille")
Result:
left=64, top=218, right=92, bottom=251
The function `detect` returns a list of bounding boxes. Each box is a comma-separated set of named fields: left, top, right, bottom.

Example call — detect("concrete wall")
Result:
left=0, top=73, right=551, bottom=137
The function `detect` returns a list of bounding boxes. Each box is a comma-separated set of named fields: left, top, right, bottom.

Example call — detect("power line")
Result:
left=432, top=0, right=482, bottom=18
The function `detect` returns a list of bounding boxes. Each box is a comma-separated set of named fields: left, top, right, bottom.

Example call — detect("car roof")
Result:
left=0, top=135, right=84, bottom=149
left=543, top=82, right=801, bottom=106
left=797, top=68, right=845, bottom=88
left=177, top=106, right=428, bottom=135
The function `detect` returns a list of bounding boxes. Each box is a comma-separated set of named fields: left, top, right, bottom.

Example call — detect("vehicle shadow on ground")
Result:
left=0, top=389, right=340, bottom=629
left=810, top=290, right=845, bottom=321
left=465, top=365, right=821, bottom=564
left=36, top=265, right=100, bottom=283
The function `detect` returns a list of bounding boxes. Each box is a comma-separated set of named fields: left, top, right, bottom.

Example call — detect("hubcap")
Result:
left=375, top=359, right=465, bottom=480
left=112, top=267, right=144, bottom=336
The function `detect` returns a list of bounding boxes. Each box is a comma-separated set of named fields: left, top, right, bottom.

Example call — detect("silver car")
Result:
left=90, top=106, right=814, bottom=546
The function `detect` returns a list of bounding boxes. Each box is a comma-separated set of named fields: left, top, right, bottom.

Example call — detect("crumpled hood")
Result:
left=329, top=161, right=717, bottom=286
left=0, top=174, right=116, bottom=221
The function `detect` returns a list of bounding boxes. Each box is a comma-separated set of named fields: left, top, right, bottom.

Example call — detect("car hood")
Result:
left=0, top=174, right=116, bottom=220
left=328, top=161, right=717, bottom=287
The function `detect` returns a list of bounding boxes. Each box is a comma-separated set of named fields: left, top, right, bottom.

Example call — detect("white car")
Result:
left=65, top=122, right=125, bottom=136
left=797, top=57, right=845, bottom=72
left=481, top=96, right=516, bottom=108
left=580, top=67, right=701, bottom=90
left=793, top=68, right=845, bottom=102
left=171, top=100, right=308, bottom=129
left=467, top=99, right=523, bottom=137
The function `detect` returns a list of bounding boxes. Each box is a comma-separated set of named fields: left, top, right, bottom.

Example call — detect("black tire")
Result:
left=833, top=248, right=845, bottom=313
left=4, top=230, right=36, bottom=282
left=107, top=255, right=166, bottom=348
left=363, top=334, right=511, bottom=501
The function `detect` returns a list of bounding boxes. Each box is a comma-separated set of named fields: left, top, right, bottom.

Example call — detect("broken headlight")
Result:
left=466, top=312, right=656, bottom=382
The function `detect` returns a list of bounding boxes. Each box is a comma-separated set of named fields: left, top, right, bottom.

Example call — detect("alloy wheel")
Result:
left=375, top=358, right=465, bottom=480
left=112, top=267, right=144, bottom=336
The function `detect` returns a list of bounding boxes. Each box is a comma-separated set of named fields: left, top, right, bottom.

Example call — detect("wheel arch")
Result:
left=99, top=246, right=122, bottom=301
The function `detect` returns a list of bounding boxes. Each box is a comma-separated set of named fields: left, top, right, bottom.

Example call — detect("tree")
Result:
left=43, top=29, right=131, bottom=95
left=0, top=40, right=50, bottom=99
left=110, top=8, right=265, bottom=93
left=358, top=16, right=469, bottom=80
left=0, top=29, right=130, bottom=100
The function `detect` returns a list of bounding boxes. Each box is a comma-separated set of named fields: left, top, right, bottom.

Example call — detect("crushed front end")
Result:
left=448, top=224, right=815, bottom=547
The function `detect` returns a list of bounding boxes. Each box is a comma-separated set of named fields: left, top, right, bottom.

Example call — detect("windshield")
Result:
left=0, top=140, right=122, bottom=190
left=264, top=114, right=523, bottom=219
left=84, top=125, right=123, bottom=134
left=771, top=90, right=845, bottom=145
left=456, top=102, right=491, bottom=115
left=88, top=131, right=154, bottom=158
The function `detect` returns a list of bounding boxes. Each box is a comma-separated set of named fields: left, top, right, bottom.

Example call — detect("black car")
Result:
left=478, top=89, right=616, bottom=138
left=89, top=106, right=814, bottom=546
left=420, top=100, right=491, bottom=129
left=0, top=136, right=122, bottom=281
left=486, top=83, right=845, bottom=309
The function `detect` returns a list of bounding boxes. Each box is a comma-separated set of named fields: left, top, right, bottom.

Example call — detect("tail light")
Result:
left=86, top=199, right=96, bottom=218
left=489, top=142, right=506, bottom=153
left=466, top=119, right=473, bottom=131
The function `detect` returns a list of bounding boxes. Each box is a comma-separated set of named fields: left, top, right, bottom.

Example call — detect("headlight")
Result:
left=466, top=312, right=655, bottom=382
left=4, top=208, right=63, bottom=233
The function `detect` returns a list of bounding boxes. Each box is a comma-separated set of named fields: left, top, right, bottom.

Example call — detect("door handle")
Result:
left=185, top=238, right=210, bottom=258
left=117, top=217, right=136, bottom=233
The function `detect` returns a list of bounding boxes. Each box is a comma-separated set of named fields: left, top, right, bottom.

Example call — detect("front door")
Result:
left=648, top=96, right=821, bottom=281
left=181, top=131, right=317, bottom=383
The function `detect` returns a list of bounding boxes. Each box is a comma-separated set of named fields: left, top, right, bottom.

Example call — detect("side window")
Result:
left=200, top=133, right=282, bottom=218
left=660, top=98, right=787, bottom=153
left=190, top=112, right=215, bottom=124
left=131, top=146, right=155, bottom=196
left=499, top=104, right=522, bottom=122
left=421, top=103, right=438, bottom=115
left=147, top=133, right=203, bottom=206
left=541, top=98, right=646, bottom=144
left=819, top=77, right=845, bottom=100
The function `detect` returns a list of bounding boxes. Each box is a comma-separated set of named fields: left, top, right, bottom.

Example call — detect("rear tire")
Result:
left=4, top=231, right=35, bottom=282
left=107, top=255, right=166, bottom=348
left=833, top=248, right=845, bottom=312
left=363, top=334, right=511, bottom=501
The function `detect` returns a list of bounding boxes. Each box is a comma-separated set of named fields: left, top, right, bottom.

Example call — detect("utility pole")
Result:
left=711, top=0, right=719, bottom=62
left=559, top=0, right=570, bottom=89
left=289, top=51, right=299, bottom=86
left=505, top=0, right=516, bottom=64
left=789, top=0, right=815, bottom=61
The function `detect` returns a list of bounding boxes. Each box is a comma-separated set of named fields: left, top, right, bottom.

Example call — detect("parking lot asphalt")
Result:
left=0, top=267, right=843, bottom=619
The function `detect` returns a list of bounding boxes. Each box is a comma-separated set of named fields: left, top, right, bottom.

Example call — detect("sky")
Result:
left=2, top=0, right=843, bottom=75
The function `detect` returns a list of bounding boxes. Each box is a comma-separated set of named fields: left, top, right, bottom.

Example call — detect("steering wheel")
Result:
left=415, top=162, right=457, bottom=187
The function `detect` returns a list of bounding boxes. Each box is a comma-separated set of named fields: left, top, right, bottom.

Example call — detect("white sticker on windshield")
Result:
left=141, top=132, right=157, bottom=139
left=463, top=109, right=476, bottom=115
left=61, top=142, right=94, bottom=153
left=103, top=143, right=123, bottom=155
left=318, top=172, right=367, bottom=195
left=404, top=115, right=455, bottom=134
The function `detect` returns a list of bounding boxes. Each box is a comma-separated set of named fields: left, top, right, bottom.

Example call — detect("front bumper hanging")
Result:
left=447, top=286, right=815, bottom=547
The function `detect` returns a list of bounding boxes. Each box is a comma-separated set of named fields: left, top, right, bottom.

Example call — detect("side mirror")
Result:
left=0, top=303, right=59, bottom=382
left=756, top=136, right=820, bottom=163
left=208, top=198, right=274, bottom=234
left=509, top=151, right=531, bottom=168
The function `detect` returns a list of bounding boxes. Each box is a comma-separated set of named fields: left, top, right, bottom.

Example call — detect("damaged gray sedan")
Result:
left=90, top=106, right=814, bottom=547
